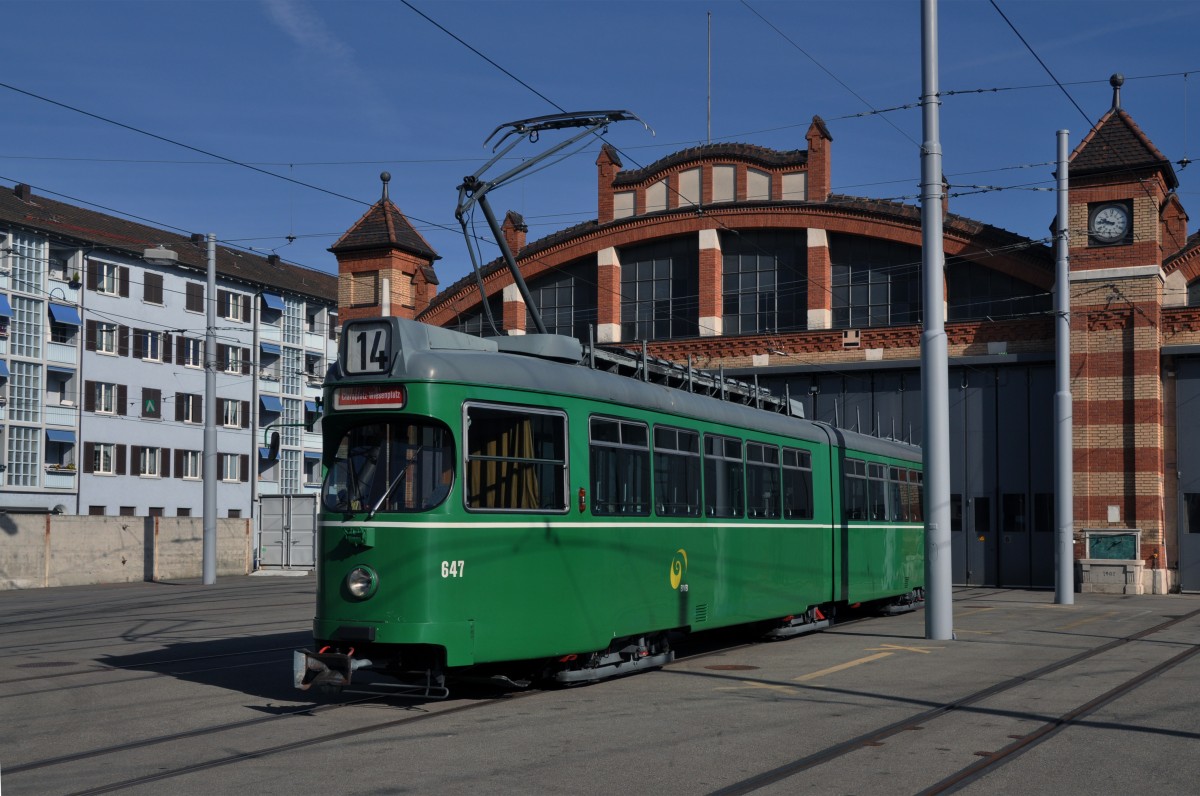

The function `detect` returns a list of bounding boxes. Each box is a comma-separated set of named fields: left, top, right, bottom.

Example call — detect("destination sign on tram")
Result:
left=343, top=320, right=393, bottom=375
left=333, top=385, right=407, bottom=411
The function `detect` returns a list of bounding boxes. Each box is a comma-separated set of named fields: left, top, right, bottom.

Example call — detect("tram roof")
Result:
left=332, top=318, right=920, bottom=464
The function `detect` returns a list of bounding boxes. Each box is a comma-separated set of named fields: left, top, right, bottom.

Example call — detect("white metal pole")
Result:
left=921, top=0, right=953, bottom=640
left=1054, top=131, right=1074, bottom=605
left=203, top=232, right=217, bottom=584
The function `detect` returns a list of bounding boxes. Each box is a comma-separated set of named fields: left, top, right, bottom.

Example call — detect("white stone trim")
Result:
left=807, top=228, right=828, bottom=248
left=597, top=323, right=619, bottom=344
left=1069, top=265, right=1164, bottom=282
left=700, top=316, right=722, bottom=337
left=699, top=229, right=721, bottom=250
left=598, top=247, right=619, bottom=268
left=807, top=308, right=830, bottom=329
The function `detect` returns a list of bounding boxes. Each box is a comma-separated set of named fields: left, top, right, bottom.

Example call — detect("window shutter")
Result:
left=240, top=454, right=250, bottom=482
left=217, top=344, right=227, bottom=370
left=118, top=326, right=130, bottom=357
left=117, top=384, right=128, bottom=416
left=83, top=442, right=95, bottom=474
left=174, top=449, right=184, bottom=478
left=241, top=400, right=250, bottom=428
left=218, top=289, right=229, bottom=317
left=242, top=298, right=251, bottom=323
left=85, top=320, right=97, bottom=352
left=131, top=445, right=141, bottom=474
left=161, top=448, right=171, bottom=478
left=217, top=397, right=225, bottom=420
left=241, top=347, right=251, bottom=375
left=116, top=445, right=127, bottom=476
left=85, top=380, right=96, bottom=413
left=186, top=283, right=203, bottom=312
left=86, top=260, right=99, bottom=292
left=119, top=266, right=130, bottom=297
left=175, top=335, right=186, bottom=365
left=132, top=329, right=145, bottom=359
left=175, top=393, right=185, bottom=422
left=162, top=333, right=172, bottom=362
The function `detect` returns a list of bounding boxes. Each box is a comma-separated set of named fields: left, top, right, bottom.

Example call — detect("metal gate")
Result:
left=259, top=494, right=317, bottom=569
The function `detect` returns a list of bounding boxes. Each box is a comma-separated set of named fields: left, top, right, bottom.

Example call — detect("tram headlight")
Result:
left=345, top=566, right=378, bottom=600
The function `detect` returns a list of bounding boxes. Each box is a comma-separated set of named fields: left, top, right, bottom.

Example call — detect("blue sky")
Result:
left=3, top=0, right=1199, bottom=289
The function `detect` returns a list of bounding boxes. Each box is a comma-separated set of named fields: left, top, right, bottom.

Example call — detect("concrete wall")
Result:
left=0, top=515, right=252, bottom=590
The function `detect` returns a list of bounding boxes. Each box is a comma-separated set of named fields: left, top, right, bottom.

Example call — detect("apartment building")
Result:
left=0, top=182, right=337, bottom=517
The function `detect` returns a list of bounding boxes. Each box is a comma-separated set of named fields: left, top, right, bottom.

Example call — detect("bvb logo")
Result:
left=669, top=548, right=688, bottom=590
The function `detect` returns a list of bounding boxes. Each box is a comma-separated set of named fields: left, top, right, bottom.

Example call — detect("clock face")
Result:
left=1090, top=204, right=1129, bottom=243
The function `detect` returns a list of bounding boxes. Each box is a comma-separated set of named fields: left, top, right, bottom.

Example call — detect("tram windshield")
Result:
left=322, top=420, right=453, bottom=515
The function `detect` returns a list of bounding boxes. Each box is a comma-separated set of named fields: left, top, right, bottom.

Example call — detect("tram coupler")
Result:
left=293, top=649, right=373, bottom=691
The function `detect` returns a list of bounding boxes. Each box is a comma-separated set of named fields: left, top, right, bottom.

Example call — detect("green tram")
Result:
left=296, top=316, right=924, bottom=696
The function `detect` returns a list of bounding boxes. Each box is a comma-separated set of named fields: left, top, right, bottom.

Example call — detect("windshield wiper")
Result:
left=366, top=446, right=423, bottom=521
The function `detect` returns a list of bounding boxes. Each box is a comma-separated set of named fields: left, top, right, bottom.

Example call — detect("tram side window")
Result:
left=465, top=404, right=567, bottom=511
left=908, top=469, right=924, bottom=522
left=782, top=447, right=814, bottom=520
left=590, top=417, right=650, bottom=516
left=746, top=442, right=781, bottom=519
left=654, top=426, right=701, bottom=516
left=867, top=462, right=887, bottom=520
left=843, top=458, right=868, bottom=520
left=704, top=434, right=744, bottom=518
left=889, top=467, right=906, bottom=521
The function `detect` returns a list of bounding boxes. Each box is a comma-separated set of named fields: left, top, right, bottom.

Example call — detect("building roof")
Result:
left=613, top=143, right=809, bottom=186
left=1070, top=107, right=1179, bottom=189
left=0, top=182, right=337, bottom=302
left=328, top=174, right=440, bottom=261
left=423, top=192, right=1052, bottom=316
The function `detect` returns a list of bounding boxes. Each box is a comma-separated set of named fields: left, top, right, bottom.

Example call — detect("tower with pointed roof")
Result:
left=1066, top=75, right=1180, bottom=584
left=330, top=172, right=440, bottom=324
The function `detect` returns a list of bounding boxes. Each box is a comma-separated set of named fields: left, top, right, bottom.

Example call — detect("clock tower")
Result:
left=1066, top=74, right=1180, bottom=581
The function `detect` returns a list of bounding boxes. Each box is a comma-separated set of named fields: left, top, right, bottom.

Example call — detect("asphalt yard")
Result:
left=2, top=576, right=1198, bottom=795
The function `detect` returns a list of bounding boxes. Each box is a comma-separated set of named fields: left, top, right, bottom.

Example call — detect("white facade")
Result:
left=0, top=224, right=337, bottom=518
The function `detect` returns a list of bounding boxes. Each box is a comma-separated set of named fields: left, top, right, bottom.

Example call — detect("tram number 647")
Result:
left=441, top=560, right=465, bottom=578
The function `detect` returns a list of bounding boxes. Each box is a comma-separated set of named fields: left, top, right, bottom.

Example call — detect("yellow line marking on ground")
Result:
left=864, top=643, right=942, bottom=654
left=956, top=606, right=997, bottom=619
left=953, top=629, right=996, bottom=635
left=1056, top=611, right=1119, bottom=631
left=793, top=651, right=894, bottom=682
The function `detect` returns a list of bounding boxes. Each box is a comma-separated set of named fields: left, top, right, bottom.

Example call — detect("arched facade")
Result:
left=336, top=106, right=1200, bottom=593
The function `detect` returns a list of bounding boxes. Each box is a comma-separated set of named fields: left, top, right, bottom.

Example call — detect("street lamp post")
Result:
left=144, top=236, right=217, bottom=584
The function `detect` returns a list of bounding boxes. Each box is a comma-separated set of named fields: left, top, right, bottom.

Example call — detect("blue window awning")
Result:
left=260, top=341, right=281, bottom=356
left=304, top=400, right=318, bottom=412
left=259, top=395, right=283, bottom=413
left=47, top=364, right=76, bottom=375
left=0, top=360, right=9, bottom=378
left=0, top=294, right=11, bottom=318
left=303, top=451, right=322, bottom=460
left=261, top=293, right=285, bottom=311
left=258, top=446, right=272, bottom=459
left=46, top=429, right=76, bottom=444
left=48, top=303, right=82, bottom=326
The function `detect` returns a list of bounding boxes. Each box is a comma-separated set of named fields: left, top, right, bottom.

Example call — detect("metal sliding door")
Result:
left=997, top=368, right=1031, bottom=586
left=1178, top=359, right=1200, bottom=592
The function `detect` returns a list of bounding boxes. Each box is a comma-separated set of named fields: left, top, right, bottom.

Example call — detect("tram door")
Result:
left=1179, top=359, right=1200, bottom=592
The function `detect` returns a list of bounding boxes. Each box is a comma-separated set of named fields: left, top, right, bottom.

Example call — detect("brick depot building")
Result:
left=332, top=93, right=1200, bottom=594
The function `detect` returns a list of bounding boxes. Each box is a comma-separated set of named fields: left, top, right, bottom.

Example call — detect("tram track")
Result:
left=6, top=623, right=781, bottom=793
left=706, top=605, right=1200, bottom=795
